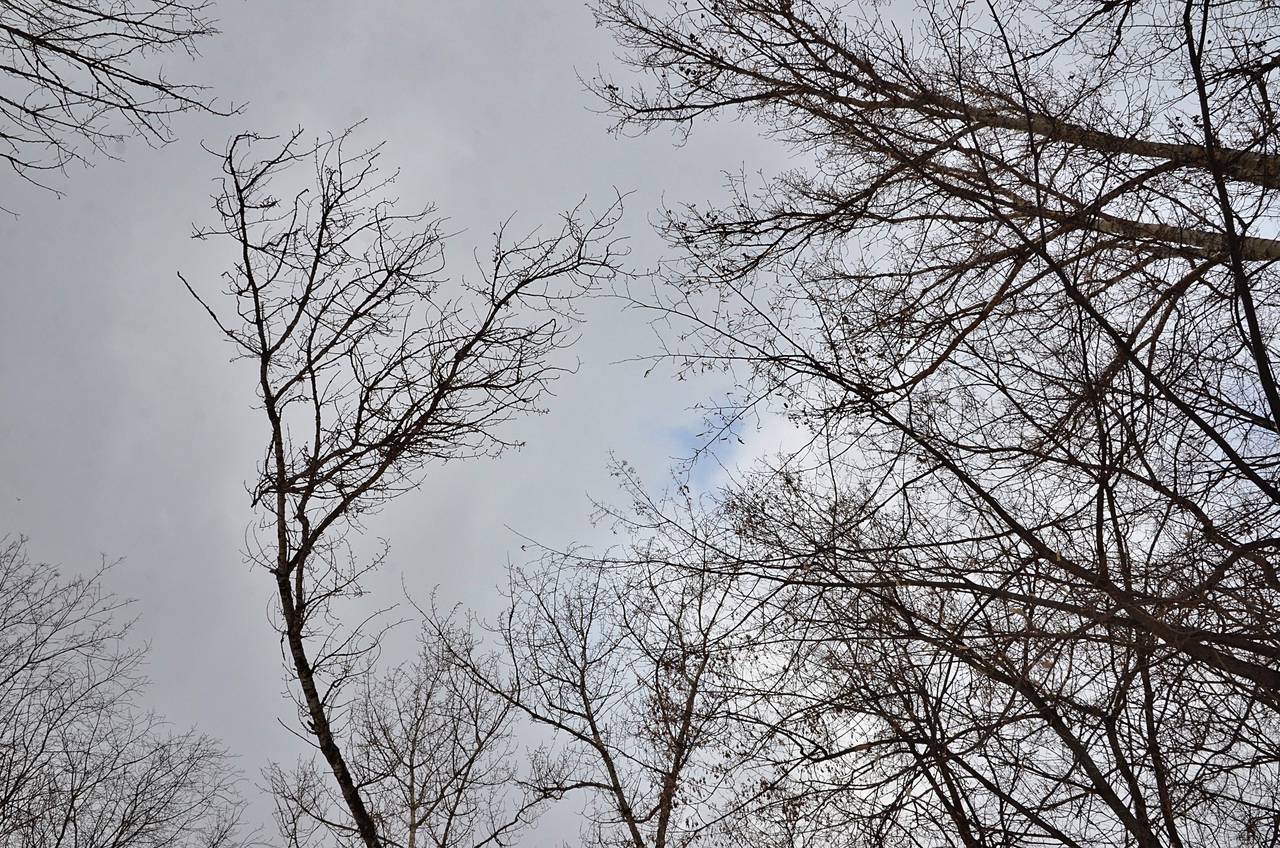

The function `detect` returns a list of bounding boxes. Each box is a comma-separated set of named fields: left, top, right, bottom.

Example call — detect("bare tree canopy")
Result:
left=0, top=0, right=220, bottom=188
left=14, top=0, right=1277, bottom=845
left=0, top=538, right=245, bottom=848
left=269, top=622, right=540, bottom=848
left=511, top=0, right=1280, bottom=845
left=467, top=551, right=757, bottom=848
left=186, top=127, right=626, bottom=848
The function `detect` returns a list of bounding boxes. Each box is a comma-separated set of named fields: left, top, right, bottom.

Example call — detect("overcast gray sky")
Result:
left=0, top=0, right=793, bottom=839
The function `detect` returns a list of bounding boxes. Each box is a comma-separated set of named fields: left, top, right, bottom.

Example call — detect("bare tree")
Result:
left=441, top=521, right=779, bottom=848
left=0, top=0, right=223, bottom=191
left=268, top=622, right=537, bottom=848
left=569, top=0, right=1280, bottom=845
left=0, top=537, right=246, bottom=848
left=185, top=127, right=625, bottom=848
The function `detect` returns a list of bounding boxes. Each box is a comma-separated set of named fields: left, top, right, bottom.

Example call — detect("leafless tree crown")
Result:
left=163, top=2, right=1280, bottom=847
left=0, top=538, right=246, bottom=848
left=186, top=127, right=626, bottom=848
left=492, top=0, right=1280, bottom=845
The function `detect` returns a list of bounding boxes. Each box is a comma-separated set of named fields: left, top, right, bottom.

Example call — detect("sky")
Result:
left=0, top=1, right=794, bottom=839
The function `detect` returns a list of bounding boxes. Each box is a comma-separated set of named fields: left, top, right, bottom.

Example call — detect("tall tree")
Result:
left=186, top=127, right=625, bottom=848
left=578, top=0, right=1280, bottom=845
